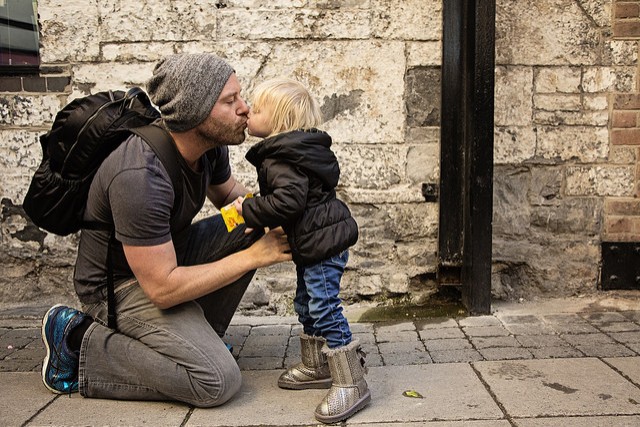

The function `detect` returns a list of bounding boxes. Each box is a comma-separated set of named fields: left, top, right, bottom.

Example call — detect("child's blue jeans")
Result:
left=294, top=250, right=352, bottom=349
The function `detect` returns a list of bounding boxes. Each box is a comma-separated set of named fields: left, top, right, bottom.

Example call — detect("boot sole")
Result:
left=278, top=378, right=332, bottom=390
left=314, top=390, right=371, bottom=424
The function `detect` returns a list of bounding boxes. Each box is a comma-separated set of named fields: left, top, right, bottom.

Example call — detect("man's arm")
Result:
left=207, top=175, right=250, bottom=209
left=123, top=227, right=291, bottom=309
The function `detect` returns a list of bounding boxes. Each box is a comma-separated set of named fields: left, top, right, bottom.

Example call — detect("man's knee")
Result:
left=190, top=362, right=242, bottom=408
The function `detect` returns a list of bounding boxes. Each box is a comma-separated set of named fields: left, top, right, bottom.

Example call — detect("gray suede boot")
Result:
left=278, top=333, right=332, bottom=390
left=314, top=339, right=371, bottom=424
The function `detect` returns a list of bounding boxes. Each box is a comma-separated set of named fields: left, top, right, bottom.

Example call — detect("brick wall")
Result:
left=606, top=1, right=640, bottom=241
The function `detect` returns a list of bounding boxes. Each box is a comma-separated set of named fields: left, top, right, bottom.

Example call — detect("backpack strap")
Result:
left=131, top=124, right=184, bottom=227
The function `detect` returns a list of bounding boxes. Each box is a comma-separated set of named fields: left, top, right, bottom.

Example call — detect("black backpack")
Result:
left=23, top=87, right=182, bottom=235
left=23, top=87, right=183, bottom=329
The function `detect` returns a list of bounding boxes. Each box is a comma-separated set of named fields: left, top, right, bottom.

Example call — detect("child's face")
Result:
left=247, top=104, right=273, bottom=138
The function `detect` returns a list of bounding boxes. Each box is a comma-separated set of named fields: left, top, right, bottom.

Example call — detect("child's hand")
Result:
left=233, top=196, right=244, bottom=215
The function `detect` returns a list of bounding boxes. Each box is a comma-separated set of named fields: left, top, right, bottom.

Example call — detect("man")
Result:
left=40, top=54, right=292, bottom=407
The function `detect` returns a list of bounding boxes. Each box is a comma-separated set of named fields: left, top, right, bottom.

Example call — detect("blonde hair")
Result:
left=250, top=78, right=323, bottom=136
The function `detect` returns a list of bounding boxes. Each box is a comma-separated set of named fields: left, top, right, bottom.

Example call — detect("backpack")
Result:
left=23, top=87, right=183, bottom=329
left=23, top=87, right=182, bottom=235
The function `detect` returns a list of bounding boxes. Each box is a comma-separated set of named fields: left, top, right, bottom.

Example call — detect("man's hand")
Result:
left=247, top=227, right=292, bottom=267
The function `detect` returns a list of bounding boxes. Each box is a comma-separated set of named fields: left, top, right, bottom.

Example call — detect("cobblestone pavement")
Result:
left=1, top=296, right=640, bottom=426
left=2, top=301, right=639, bottom=373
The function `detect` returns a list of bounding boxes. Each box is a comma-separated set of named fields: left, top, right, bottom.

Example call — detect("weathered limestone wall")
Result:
left=492, top=0, right=640, bottom=299
left=0, top=0, right=637, bottom=313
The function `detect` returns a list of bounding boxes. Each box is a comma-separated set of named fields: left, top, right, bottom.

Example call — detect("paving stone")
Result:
left=1, top=373, right=56, bottom=426
left=375, top=322, right=416, bottom=333
left=376, top=330, right=420, bottom=343
left=243, top=334, right=289, bottom=348
left=354, top=332, right=376, bottom=344
left=498, top=314, right=543, bottom=324
left=503, top=324, right=557, bottom=336
left=364, top=351, right=384, bottom=367
left=626, top=342, right=640, bottom=354
left=475, top=358, right=640, bottom=418
left=479, top=347, right=533, bottom=361
left=378, top=340, right=426, bottom=354
left=597, top=322, right=640, bottom=333
left=604, top=356, right=640, bottom=385
left=419, top=327, right=466, bottom=340
left=471, top=336, right=521, bottom=349
left=516, top=335, right=570, bottom=348
left=463, top=326, right=511, bottom=337
left=237, top=356, right=284, bottom=370
left=350, top=322, right=375, bottom=333
left=416, top=318, right=459, bottom=329
left=581, top=312, right=629, bottom=323
left=225, top=325, right=251, bottom=337
left=549, top=323, right=601, bottom=334
left=609, top=331, right=640, bottom=343
left=576, top=344, right=637, bottom=358
left=30, top=387, right=189, bottom=426
left=347, top=365, right=503, bottom=424
left=514, top=415, right=640, bottom=426
left=458, top=316, right=502, bottom=327
left=382, top=351, right=433, bottom=366
left=239, top=345, right=286, bottom=358
left=528, top=346, right=584, bottom=359
left=425, top=338, right=472, bottom=351
left=249, top=325, right=292, bottom=336
left=561, top=333, right=616, bottom=346
left=621, top=311, right=640, bottom=323
left=430, top=349, right=483, bottom=363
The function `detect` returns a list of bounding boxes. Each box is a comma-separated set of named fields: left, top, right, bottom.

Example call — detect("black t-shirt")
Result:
left=73, top=133, right=231, bottom=304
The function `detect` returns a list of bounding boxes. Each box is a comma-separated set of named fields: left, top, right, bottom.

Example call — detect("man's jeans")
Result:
left=78, top=215, right=260, bottom=407
left=294, top=250, right=352, bottom=349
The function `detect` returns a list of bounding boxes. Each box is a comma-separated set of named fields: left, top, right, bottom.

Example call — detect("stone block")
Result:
left=0, top=95, right=61, bottom=127
left=536, top=126, right=608, bottom=162
left=495, top=66, right=534, bottom=126
left=534, top=110, right=610, bottom=127
left=604, top=40, right=639, bottom=65
left=530, top=198, right=602, bottom=235
left=38, top=0, right=100, bottom=62
left=496, top=0, right=601, bottom=65
left=244, top=41, right=406, bottom=144
left=218, top=8, right=371, bottom=40
left=534, top=67, right=581, bottom=93
left=71, top=63, right=156, bottom=93
left=406, top=143, right=439, bottom=183
left=372, top=0, right=442, bottom=40
left=534, top=94, right=582, bottom=111
left=406, top=41, right=442, bottom=67
left=609, top=146, right=637, bottom=164
left=565, top=165, right=635, bottom=196
left=582, top=66, right=637, bottom=93
left=335, top=144, right=404, bottom=189
left=406, top=66, right=440, bottom=127
left=494, top=127, right=536, bottom=164
left=99, top=0, right=216, bottom=42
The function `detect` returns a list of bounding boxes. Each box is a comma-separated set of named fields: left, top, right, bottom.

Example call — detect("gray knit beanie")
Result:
left=146, top=53, right=235, bottom=132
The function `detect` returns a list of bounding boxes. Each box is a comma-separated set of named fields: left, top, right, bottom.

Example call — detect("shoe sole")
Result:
left=314, top=390, right=371, bottom=424
left=41, top=304, right=66, bottom=394
left=278, top=377, right=332, bottom=390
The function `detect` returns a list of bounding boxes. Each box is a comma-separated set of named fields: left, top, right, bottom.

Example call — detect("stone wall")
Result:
left=492, top=0, right=639, bottom=299
left=0, top=0, right=637, bottom=313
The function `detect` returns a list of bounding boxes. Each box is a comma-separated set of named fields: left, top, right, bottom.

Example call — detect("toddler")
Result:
left=234, top=78, right=370, bottom=424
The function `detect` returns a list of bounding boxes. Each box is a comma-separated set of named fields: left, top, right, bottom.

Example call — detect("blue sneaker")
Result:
left=41, top=304, right=86, bottom=394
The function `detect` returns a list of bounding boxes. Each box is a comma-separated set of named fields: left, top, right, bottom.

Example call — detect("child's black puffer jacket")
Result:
left=242, top=129, right=358, bottom=266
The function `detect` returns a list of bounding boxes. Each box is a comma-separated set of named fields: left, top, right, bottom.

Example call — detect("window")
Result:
left=0, top=0, right=40, bottom=72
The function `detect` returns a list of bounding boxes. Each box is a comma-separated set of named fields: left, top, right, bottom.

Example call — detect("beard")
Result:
left=195, top=114, right=247, bottom=150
